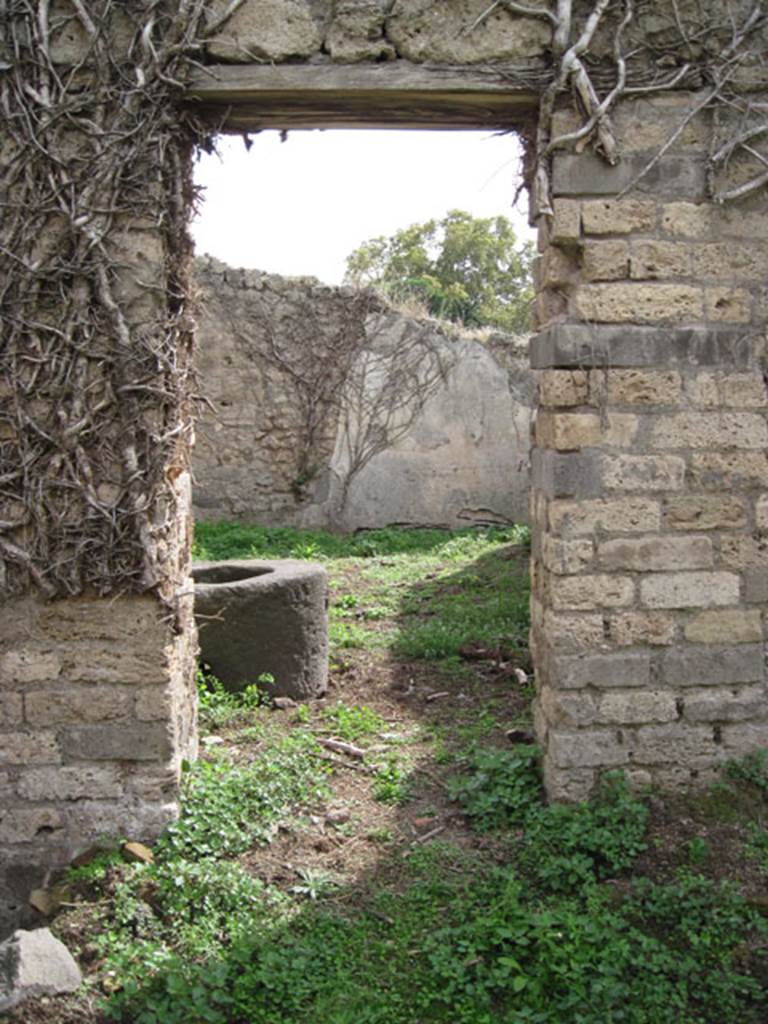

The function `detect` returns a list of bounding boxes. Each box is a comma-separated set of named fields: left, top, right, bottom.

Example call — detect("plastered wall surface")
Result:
left=1, top=0, right=767, bottom=935
left=192, top=257, right=533, bottom=530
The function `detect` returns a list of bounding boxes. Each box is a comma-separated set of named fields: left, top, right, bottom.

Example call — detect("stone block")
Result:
left=0, top=928, right=81, bottom=1013
left=64, top=800, right=178, bottom=846
left=753, top=494, right=768, bottom=532
left=126, top=766, right=181, bottom=803
left=744, top=569, right=768, bottom=603
left=60, top=724, right=172, bottom=762
left=609, top=612, right=677, bottom=647
left=631, top=723, right=718, bottom=764
left=529, top=323, right=758, bottom=370
left=535, top=411, right=638, bottom=450
left=0, top=808, right=63, bottom=844
left=630, top=240, right=691, bottom=279
left=0, top=651, right=61, bottom=685
left=719, top=536, right=768, bottom=570
left=722, top=722, right=768, bottom=754
left=581, top=199, right=657, bottom=235
left=540, top=688, right=597, bottom=728
left=17, top=766, right=123, bottom=802
left=719, top=204, right=768, bottom=239
left=547, top=729, right=629, bottom=768
left=686, top=371, right=720, bottom=408
left=542, top=611, right=606, bottom=653
left=682, top=685, right=765, bottom=723
left=651, top=764, right=724, bottom=789
left=540, top=247, right=576, bottom=288
left=665, top=495, right=748, bottom=530
left=542, top=763, right=595, bottom=803
left=651, top=412, right=768, bottom=450
left=554, top=153, right=705, bottom=199
left=661, top=644, right=763, bottom=686
left=0, top=695, right=23, bottom=728
left=692, top=243, right=768, bottom=279
left=719, top=373, right=768, bottom=408
left=386, top=0, right=551, bottom=62
left=640, top=571, right=740, bottom=609
left=531, top=450, right=602, bottom=499
left=538, top=369, right=589, bottom=407
left=24, top=689, right=130, bottom=726
left=205, top=0, right=322, bottom=61
left=596, top=690, right=678, bottom=725
left=601, top=454, right=686, bottom=492
left=598, top=535, right=712, bottom=572
left=61, top=643, right=170, bottom=685
left=549, top=497, right=661, bottom=536
left=550, top=574, right=634, bottom=611
left=582, top=241, right=629, bottom=281
left=134, top=686, right=171, bottom=722
left=661, top=202, right=712, bottom=239
left=326, top=1, right=394, bottom=63
left=38, top=595, right=168, bottom=645
left=705, top=288, right=752, bottom=324
left=551, top=199, right=581, bottom=245
left=603, top=369, right=681, bottom=406
left=540, top=537, right=594, bottom=575
left=574, top=283, right=703, bottom=324
left=548, top=650, right=651, bottom=690
left=535, top=412, right=600, bottom=451
left=684, top=609, right=763, bottom=644
left=0, top=733, right=60, bottom=767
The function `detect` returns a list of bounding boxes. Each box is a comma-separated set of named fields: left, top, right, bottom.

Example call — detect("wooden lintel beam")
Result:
left=183, top=62, right=539, bottom=132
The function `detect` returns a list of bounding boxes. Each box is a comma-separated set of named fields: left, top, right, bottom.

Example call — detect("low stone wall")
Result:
left=192, top=257, right=533, bottom=530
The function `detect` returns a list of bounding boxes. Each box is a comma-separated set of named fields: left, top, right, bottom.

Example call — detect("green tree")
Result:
left=344, top=209, right=534, bottom=333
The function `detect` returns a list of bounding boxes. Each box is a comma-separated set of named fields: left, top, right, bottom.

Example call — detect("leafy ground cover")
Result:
left=11, top=524, right=768, bottom=1024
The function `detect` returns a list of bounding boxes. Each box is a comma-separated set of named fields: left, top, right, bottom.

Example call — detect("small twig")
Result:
left=318, top=738, right=367, bottom=759
left=464, top=0, right=556, bottom=35
left=310, top=752, right=367, bottom=773
left=411, top=823, right=448, bottom=845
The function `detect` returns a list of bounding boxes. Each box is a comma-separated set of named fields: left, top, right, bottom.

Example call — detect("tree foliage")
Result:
left=345, top=209, right=534, bottom=334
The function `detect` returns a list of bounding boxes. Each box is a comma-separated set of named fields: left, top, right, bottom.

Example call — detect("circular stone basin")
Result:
left=192, top=559, right=328, bottom=700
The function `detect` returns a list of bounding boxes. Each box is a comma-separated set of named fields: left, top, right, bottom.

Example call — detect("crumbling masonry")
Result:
left=1, top=0, right=767, bottom=934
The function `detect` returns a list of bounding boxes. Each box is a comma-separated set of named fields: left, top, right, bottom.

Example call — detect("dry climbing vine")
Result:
left=469, top=0, right=768, bottom=216
left=0, top=0, right=246, bottom=599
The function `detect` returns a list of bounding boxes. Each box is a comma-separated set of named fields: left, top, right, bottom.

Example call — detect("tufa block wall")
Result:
left=531, top=93, right=768, bottom=801
left=192, top=257, right=532, bottom=530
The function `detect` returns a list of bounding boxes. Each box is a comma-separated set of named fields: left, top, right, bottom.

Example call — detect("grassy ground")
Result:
left=12, top=524, right=768, bottom=1024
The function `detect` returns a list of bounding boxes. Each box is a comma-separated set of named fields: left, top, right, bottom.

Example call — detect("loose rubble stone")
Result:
left=0, top=928, right=81, bottom=1012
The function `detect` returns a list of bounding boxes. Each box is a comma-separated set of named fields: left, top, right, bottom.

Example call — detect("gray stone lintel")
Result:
left=530, top=324, right=761, bottom=370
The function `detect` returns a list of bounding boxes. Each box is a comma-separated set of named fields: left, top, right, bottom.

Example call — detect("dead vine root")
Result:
left=468, top=0, right=768, bottom=217
left=0, top=1, right=243, bottom=599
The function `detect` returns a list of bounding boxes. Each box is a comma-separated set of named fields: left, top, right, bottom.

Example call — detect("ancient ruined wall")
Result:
left=192, top=257, right=532, bottom=530
left=0, top=4, right=201, bottom=935
left=531, top=93, right=768, bottom=800
left=2, top=0, right=767, bottom=939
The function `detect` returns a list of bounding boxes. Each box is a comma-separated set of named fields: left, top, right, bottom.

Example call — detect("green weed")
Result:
left=196, top=669, right=265, bottom=730
left=372, top=757, right=411, bottom=805
left=447, top=744, right=542, bottom=830
left=158, top=741, right=330, bottom=861
left=321, top=702, right=385, bottom=741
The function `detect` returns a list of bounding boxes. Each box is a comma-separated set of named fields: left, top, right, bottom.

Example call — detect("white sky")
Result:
left=191, top=129, right=535, bottom=286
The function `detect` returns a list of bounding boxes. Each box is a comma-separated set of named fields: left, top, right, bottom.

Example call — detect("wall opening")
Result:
left=189, top=128, right=537, bottom=532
